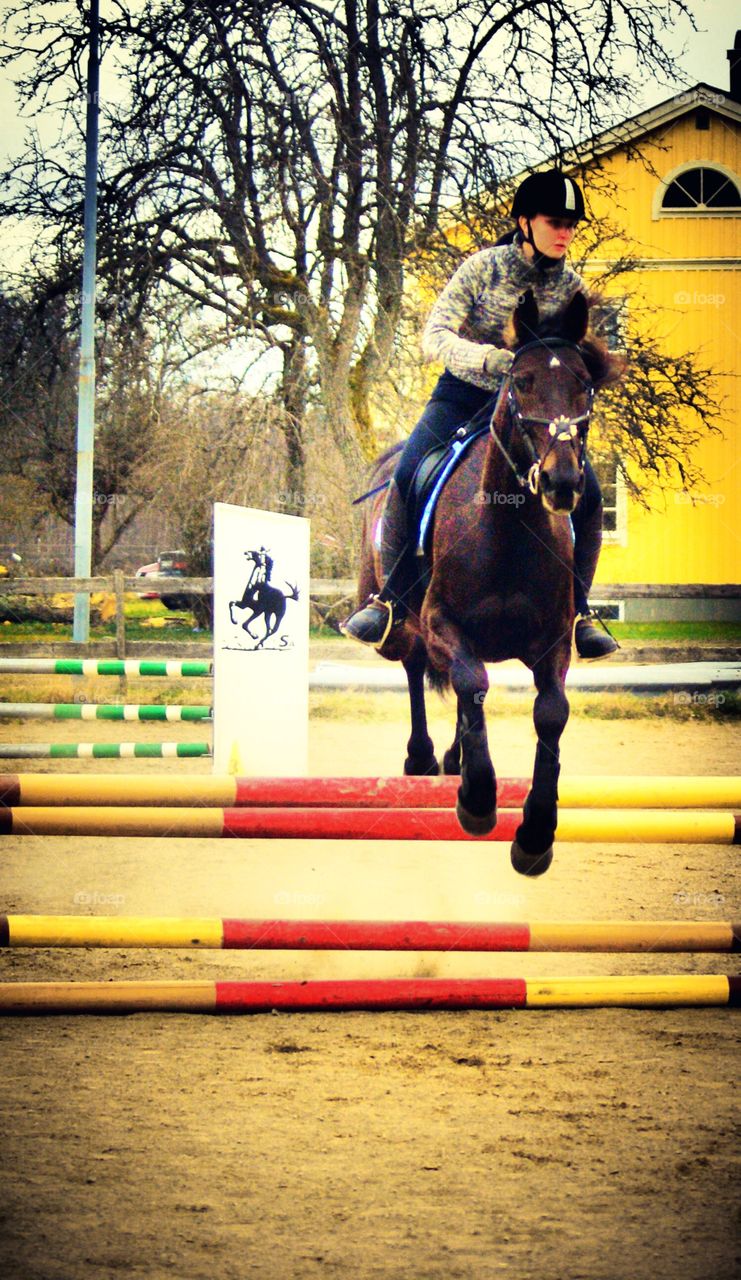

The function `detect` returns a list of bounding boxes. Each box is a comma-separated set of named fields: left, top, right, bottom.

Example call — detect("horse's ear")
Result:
left=560, top=291, right=589, bottom=344
left=513, top=288, right=540, bottom=345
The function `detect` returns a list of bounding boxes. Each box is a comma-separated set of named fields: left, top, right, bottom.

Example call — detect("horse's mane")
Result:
left=578, top=335, right=625, bottom=389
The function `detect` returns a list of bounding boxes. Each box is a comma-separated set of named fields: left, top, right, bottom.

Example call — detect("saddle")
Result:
left=410, top=422, right=490, bottom=557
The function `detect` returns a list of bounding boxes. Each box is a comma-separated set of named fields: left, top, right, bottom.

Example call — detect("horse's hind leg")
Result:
left=402, top=638, right=438, bottom=776
left=511, top=659, right=569, bottom=876
left=442, top=703, right=463, bottom=775
left=261, top=606, right=285, bottom=648
left=256, top=612, right=280, bottom=649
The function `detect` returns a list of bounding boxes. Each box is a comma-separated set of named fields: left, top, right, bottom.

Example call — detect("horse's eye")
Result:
left=513, top=372, right=534, bottom=394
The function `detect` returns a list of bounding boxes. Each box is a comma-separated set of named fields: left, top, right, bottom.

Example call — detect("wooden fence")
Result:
left=0, top=574, right=738, bottom=662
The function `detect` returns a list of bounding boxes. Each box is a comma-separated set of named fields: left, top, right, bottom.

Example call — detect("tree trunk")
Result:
left=280, top=336, right=308, bottom=516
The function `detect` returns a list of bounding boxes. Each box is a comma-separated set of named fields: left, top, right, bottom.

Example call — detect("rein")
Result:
left=488, top=338, right=594, bottom=495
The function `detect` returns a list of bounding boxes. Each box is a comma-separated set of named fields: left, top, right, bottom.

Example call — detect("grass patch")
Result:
left=1, top=679, right=735, bottom=723
left=608, top=621, right=741, bottom=643
left=1, top=612, right=738, bottom=647
left=0, top=676, right=212, bottom=709
left=310, top=620, right=741, bottom=645
left=0, top=595, right=212, bottom=646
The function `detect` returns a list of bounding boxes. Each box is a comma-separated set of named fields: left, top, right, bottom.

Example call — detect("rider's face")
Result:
left=519, top=214, right=578, bottom=259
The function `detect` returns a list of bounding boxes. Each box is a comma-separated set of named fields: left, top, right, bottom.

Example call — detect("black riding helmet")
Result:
left=511, top=169, right=586, bottom=221
left=507, top=169, right=586, bottom=270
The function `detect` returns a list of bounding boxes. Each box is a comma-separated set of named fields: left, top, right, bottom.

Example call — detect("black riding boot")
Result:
left=573, top=500, right=619, bottom=659
left=341, top=481, right=413, bottom=647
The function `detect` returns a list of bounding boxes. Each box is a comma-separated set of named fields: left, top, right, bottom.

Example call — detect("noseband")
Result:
left=489, top=338, right=595, bottom=495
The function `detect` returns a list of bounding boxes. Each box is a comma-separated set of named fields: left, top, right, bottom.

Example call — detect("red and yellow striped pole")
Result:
left=0, top=975, right=737, bottom=1014
left=0, top=805, right=738, bottom=842
left=1, top=916, right=739, bottom=952
left=1, top=773, right=739, bottom=809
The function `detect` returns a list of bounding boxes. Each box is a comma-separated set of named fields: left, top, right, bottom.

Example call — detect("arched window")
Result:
left=660, top=165, right=741, bottom=213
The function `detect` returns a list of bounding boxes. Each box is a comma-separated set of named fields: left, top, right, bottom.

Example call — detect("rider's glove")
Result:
left=483, top=348, right=515, bottom=377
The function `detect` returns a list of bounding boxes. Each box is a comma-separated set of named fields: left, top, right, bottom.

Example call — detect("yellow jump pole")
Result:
left=0, top=774, right=238, bottom=807
left=525, top=975, right=737, bottom=1008
left=0, top=981, right=217, bottom=1013
left=0, top=807, right=226, bottom=837
left=1, top=916, right=225, bottom=948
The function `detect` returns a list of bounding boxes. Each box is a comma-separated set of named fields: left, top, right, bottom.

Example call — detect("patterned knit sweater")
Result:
left=422, top=241, right=584, bottom=391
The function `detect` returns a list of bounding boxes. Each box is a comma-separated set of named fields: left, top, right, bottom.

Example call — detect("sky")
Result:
left=0, top=0, right=736, bottom=287
left=0, top=1, right=736, bottom=404
left=0, top=0, right=738, bottom=166
left=667, top=0, right=739, bottom=90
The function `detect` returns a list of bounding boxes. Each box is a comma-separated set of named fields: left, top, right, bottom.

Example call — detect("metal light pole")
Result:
left=72, top=0, right=99, bottom=642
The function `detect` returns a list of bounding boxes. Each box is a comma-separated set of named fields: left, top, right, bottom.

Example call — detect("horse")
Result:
left=229, top=582, right=300, bottom=647
left=355, top=289, right=622, bottom=876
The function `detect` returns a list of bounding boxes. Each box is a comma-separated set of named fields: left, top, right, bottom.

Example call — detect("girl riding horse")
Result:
left=342, top=169, right=617, bottom=660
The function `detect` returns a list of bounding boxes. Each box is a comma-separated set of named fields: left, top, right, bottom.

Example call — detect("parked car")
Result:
left=134, top=550, right=192, bottom=610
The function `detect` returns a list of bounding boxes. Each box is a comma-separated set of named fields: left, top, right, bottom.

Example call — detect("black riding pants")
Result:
left=393, top=370, right=602, bottom=614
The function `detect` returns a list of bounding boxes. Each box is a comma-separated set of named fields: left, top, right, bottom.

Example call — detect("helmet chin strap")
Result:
left=520, top=219, right=562, bottom=271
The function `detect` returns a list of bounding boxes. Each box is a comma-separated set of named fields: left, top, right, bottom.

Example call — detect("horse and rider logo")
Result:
left=228, top=547, right=299, bottom=650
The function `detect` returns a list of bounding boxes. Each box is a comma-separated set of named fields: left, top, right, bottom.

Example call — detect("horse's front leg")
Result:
left=452, top=653, right=496, bottom=834
left=240, top=608, right=258, bottom=638
left=425, top=613, right=496, bottom=834
left=511, top=657, right=569, bottom=877
left=402, top=638, right=438, bottom=776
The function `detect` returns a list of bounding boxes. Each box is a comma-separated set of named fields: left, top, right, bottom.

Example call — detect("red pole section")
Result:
left=232, top=776, right=529, bottom=808
left=221, top=919, right=531, bottom=950
left=222, top=808, right=522, bottom=840
left=215, top=978, right=528, bottom=1011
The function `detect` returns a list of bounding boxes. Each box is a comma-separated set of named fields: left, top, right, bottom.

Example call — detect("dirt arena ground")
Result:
left=0, top=707, right=738, bottom=1280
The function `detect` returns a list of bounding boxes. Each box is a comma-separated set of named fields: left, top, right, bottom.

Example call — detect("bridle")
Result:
left=489, top=338, right=595, bottom=496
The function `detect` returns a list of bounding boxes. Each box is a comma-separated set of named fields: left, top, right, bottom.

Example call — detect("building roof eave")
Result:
left=564, top=85, right=741, bottom=170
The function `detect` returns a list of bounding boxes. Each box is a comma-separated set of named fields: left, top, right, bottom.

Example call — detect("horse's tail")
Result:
left=370, top=441, right=403, bottom=476
left=425, top=660, right=451, bottom=695
left=359, top=443, right=404, bottom=495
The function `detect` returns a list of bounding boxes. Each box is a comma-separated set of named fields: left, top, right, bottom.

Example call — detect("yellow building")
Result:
left=572, top=39, right=740, bottom=619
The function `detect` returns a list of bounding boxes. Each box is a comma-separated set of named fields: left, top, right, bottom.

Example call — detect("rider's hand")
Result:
left=483, top=348, right=514, bottom=377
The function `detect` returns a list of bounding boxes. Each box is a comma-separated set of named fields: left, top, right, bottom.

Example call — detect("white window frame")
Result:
left=653, top=162, right=741, bottom=220
left=592, top=458, right=628, bottom=547
left=591, top=295, right=628, bottom=352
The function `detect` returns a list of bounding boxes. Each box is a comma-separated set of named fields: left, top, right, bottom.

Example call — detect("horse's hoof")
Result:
left=404, top=757, right=439, bottom=777
left=510, top=839, right=553, bottom=877
left=456, top=799, right=496, bottom=836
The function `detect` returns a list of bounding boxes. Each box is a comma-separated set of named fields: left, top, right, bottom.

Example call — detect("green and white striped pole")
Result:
left=0, top=743, right=211, bottom=759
